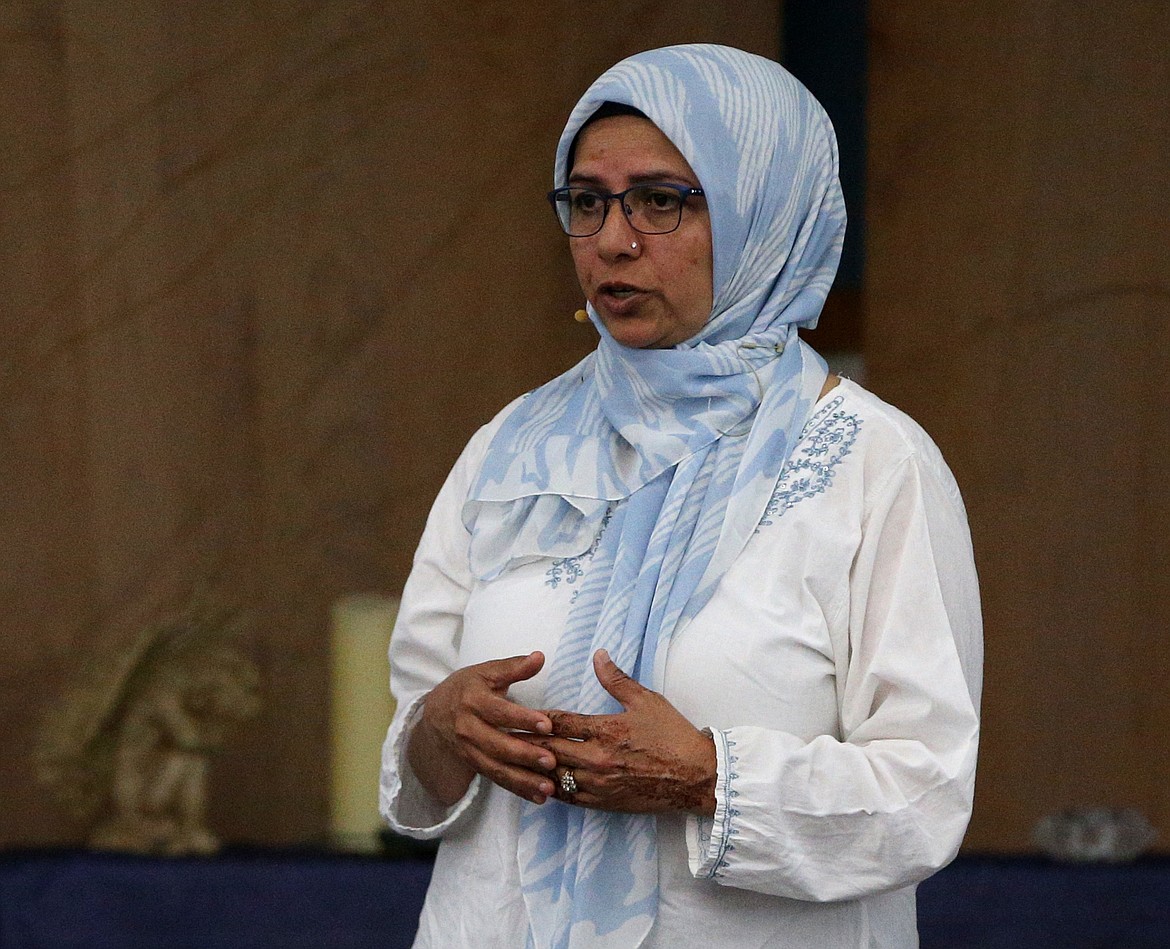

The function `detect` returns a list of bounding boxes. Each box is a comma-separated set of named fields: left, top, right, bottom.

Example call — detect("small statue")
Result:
left=36, top=601, right=261, bottom=855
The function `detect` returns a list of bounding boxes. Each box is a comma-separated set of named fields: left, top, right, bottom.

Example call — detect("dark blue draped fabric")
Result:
left=0, top=850, right=433, bottom=949
left=2, top=851, right=1169, bottom=948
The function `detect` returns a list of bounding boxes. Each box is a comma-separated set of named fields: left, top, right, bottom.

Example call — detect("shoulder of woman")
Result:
left=459, top=351, right=598, bottom=473
left=454, top=392, right=531, bottom=475
left=829, top=379, right=962, bottom=492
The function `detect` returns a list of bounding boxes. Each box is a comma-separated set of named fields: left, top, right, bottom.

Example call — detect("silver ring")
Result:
left=559, top=769, right=578, bottom=795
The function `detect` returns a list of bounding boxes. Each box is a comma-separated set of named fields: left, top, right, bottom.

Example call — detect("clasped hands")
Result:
left=409, top=649, right=716, bottom=817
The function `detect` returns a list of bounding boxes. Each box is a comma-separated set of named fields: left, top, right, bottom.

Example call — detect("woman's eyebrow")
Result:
left=566, top=172, right=606, bottom=187
left=567, top=170, right=698, bottom=187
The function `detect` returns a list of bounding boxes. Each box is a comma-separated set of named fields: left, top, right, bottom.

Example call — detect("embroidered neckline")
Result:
left=758, top=393, right=860, bottom=530
left=544, top=390, right=860, bottom=586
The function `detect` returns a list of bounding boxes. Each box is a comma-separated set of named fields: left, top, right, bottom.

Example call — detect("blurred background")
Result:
left=1, top=0, right=1167, bottom=858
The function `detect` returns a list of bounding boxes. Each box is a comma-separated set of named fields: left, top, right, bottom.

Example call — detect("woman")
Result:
left=381, top=44, right=981, bottom=949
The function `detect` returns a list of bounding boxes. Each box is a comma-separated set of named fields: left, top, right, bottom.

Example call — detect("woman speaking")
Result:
left=381, top=43, right=982, bottom=949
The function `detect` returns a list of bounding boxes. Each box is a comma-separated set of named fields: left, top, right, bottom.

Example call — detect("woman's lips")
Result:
left=596, top=283, right=649, bottom=315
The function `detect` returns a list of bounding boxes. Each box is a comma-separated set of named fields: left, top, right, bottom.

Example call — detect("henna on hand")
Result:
left=524, top=649, right=717, bottom=816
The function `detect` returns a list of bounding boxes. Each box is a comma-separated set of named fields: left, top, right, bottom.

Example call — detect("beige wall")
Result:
left=5, top=0, right=1168, bottom=856
left=0, top=1, right=779, bottom=847
left=866, top=5, right=1170, bottom=851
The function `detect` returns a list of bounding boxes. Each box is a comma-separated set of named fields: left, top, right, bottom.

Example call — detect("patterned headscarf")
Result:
left=463, top=45, right=846, bottom=949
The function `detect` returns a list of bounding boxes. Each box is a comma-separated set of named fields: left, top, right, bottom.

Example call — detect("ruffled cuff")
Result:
left=379, top=692, right=481, bottom=839
left=686, top=727, right=737, bottom=879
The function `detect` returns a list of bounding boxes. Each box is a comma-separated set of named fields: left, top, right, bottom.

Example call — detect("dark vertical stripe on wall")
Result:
left=781, top=0, right=867, bottom=290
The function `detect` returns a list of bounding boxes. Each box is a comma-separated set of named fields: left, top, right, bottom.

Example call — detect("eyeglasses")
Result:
left=547, top=183, right=705, bottom=237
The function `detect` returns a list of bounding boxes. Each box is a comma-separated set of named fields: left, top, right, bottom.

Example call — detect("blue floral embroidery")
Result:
left=758, top=395, right=860, bottom=530
left=545, top=508, right=612, bottom=589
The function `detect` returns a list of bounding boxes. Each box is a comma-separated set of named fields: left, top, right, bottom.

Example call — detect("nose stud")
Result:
left=630, top=241, right=638, bottom=250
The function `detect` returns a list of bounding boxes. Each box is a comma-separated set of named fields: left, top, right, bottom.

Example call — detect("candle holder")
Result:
left=329, top=594, right=400, bottom=853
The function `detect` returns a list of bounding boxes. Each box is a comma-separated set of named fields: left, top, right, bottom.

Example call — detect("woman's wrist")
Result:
left=408, top=696, right=476, bottom=807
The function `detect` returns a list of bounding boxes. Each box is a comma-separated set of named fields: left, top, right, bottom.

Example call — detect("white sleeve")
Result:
left=378, top=419, right=503, bottom=839
left=686, top=449, right=983, bottom=901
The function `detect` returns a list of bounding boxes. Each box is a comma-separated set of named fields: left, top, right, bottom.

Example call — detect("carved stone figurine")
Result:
left=36, top=603, right=261, bottom=855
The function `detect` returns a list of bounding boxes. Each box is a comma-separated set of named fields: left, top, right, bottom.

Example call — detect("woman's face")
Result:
left=568, top=115, right=713, bottom=349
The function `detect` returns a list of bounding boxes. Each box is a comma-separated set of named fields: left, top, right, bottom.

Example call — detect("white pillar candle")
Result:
left=329, top=594, right=399, bottom=851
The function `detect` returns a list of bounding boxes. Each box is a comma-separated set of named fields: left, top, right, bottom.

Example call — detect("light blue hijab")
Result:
left=463, top=44, right=846, bottom=949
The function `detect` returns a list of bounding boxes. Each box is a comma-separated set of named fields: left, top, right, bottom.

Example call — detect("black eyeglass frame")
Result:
left=546, top=183, right=706, bottom=237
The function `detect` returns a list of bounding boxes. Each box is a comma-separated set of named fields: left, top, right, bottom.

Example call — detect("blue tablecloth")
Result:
left=916, top=854, right=1170, bottom=948
left=0, top=850, right=433, bottom=949
left=2, top=850, right=1169, bottom=948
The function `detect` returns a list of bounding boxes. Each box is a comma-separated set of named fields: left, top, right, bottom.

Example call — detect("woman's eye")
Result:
left=572, top=191, right=603, bottom=213
left=638, top=188, right=681, bottom=211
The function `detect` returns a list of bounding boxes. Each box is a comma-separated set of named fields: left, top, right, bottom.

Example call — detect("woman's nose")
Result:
left=595, top=201, right=641, bottom=259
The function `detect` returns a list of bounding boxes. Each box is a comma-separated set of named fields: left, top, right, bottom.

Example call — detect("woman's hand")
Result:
left=408, top=652, right=558, bottom=807
left=526, top=649, right=717, bottom=817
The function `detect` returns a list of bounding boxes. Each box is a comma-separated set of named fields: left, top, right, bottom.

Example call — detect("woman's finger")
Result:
left=464, top=746, right=557, bottom=804
left=520, top=734, right=604, bottom=771
left=549, top=772, right=620, bottom=813
left=546, top=709, right=612, bottom=739
left=455, top=720, right=558, bottom=796
left=475, top=690, right=554, bottom=735
left=481, top=651, right=547, bottom=690
left=592, top=649, right=649, bottom=709
left=460, top=715, right=557, bottom=772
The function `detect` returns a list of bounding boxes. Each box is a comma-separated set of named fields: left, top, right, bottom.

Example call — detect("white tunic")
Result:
left=380, top=379, right=982, bottom=949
